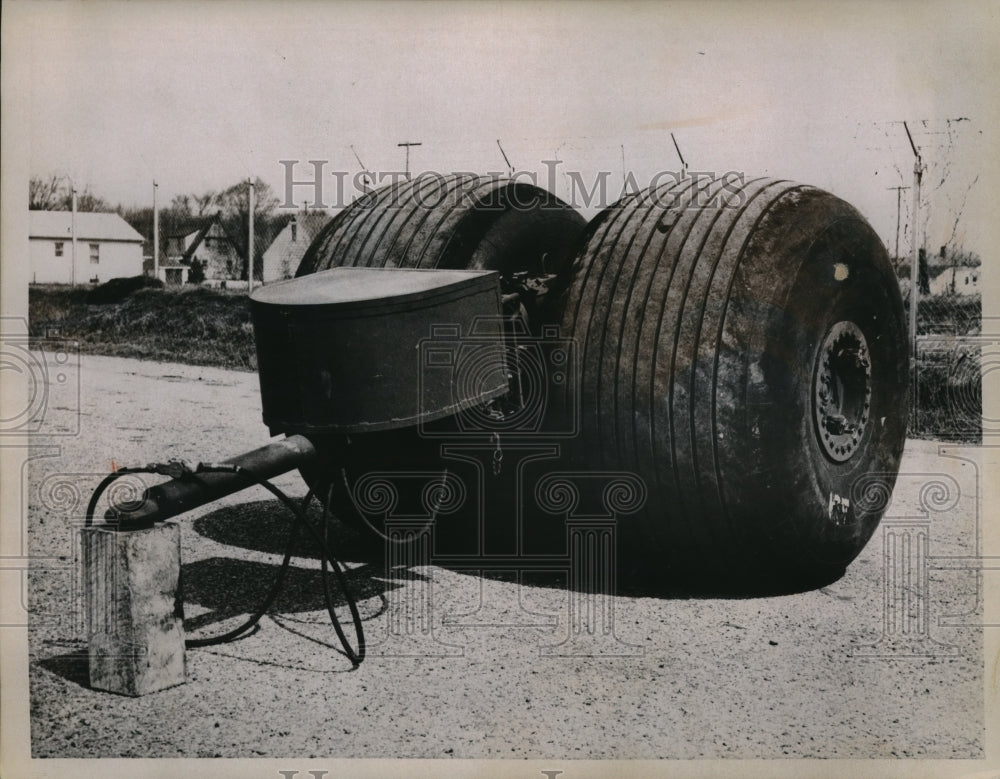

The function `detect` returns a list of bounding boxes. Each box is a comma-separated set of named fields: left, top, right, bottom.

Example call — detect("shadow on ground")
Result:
left=37, top=651, right=89, bottom=690
left=35, top=493, right=848, bottom=692
left=191, top=499, right=844, bottom=602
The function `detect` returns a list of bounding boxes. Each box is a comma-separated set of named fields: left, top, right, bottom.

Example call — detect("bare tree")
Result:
left=29, top=174, right=67, bottom=210
left=194, top=191, right=218, bottom=216
left=28, top=174, right=111, bottom=212
left=864, top=118, right=981, bottom=263
left=74, top=185, right=111, bottom=212
left=170, top=194, right=194, bottom=217
left=216, top=177, right=281, bottom=281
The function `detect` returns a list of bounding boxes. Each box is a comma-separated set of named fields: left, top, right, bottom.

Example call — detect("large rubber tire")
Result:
left=299, top=173, right=582, bottom=298
left=296, top=174, right=586, bottom=540
left=559, top=176, right=908, bottom=589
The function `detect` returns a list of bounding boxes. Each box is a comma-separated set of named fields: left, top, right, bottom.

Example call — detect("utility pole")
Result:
left=70, top=186, right=78, bottom=287
left=247, top=178, right=255, bottom=293
left=902, top=120, right=925, bottom=430
left=397, top=141, right=422, bottom=180
left=886, top=184, right=910, bottom=262
left=621, top=144, right=628, bottom=193
left=152, top=180, right=159, bottom=281
left=904, top=121, right=924, bottom=365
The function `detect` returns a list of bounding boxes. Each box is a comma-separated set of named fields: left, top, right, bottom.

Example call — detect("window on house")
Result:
left=54, top=241, right=64, bottom=257
left=89, top=243, right=100, bottom=264
left=291, top=221, right=298, bottom=242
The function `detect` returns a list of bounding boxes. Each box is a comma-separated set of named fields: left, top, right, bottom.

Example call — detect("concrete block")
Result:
left=83, top=521, right=186, bottom=696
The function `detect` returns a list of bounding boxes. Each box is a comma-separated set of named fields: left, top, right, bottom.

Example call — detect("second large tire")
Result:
left=559, top=176, right=908, bottom=587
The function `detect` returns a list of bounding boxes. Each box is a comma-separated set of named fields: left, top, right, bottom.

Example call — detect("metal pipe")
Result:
left=106, top=434, right=317, bottom=526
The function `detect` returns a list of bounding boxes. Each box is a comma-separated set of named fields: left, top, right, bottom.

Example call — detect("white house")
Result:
left=929, top=266, right=981, bottom=296
left=30, top=210, right=144, bottom=284
left=261, top=211, right=331, bottom=283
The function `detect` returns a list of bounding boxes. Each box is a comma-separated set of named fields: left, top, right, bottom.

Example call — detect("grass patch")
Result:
left=911, top=294, right=981, bottom=336
left=911, top=340, right=981, bottom=443
left=29, top=284, right=257, bottom=371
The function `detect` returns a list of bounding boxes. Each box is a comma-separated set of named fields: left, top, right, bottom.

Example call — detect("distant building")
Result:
left=151, top=260, right=190, bottom=286
left=162, top=214, right=244, bottom=285
left=261, top=211, right=332, bottom=283
left=29, top=210, right=144, bottom=284
left=930, top=266, right=981, bottom=296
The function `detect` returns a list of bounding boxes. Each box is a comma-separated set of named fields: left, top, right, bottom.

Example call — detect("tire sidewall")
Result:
left=755, top=215, right=908, bottom=574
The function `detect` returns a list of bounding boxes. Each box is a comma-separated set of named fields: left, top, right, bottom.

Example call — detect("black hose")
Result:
left=85, top=464, right=365, bottom=667
left=318, top=481, right=366, bottom=663
left=183, top=488, right=312, bottom=649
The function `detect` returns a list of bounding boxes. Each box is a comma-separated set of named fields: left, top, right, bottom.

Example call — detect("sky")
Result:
left=6, top=0, right=999, bottom=257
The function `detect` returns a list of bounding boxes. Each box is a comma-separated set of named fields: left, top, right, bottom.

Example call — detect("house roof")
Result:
left=174, top=214, right=244, bottom=263
left=268, top=211, right=332, bottom=248
left=294, top=211, right=333, bottom=242
left=165, top=215, right=217, bottom=239
left=29, top=210, right=144, bottom=243
left=180, top=221, right=216, bottom=263
left=932, top=266, right=981, bottom=282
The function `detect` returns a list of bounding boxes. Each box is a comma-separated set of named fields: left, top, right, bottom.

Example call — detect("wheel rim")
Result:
left=812, top=320, right=873, bottom=464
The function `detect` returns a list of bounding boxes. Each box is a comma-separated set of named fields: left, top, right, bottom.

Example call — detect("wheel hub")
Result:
left=814, top=321, right=872, bottom=462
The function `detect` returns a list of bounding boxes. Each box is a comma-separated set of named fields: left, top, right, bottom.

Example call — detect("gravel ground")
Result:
left=23, top=353, right=989, bottom=764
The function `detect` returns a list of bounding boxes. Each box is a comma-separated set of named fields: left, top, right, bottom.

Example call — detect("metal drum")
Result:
left=250, top=267, right=507, bottom=435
